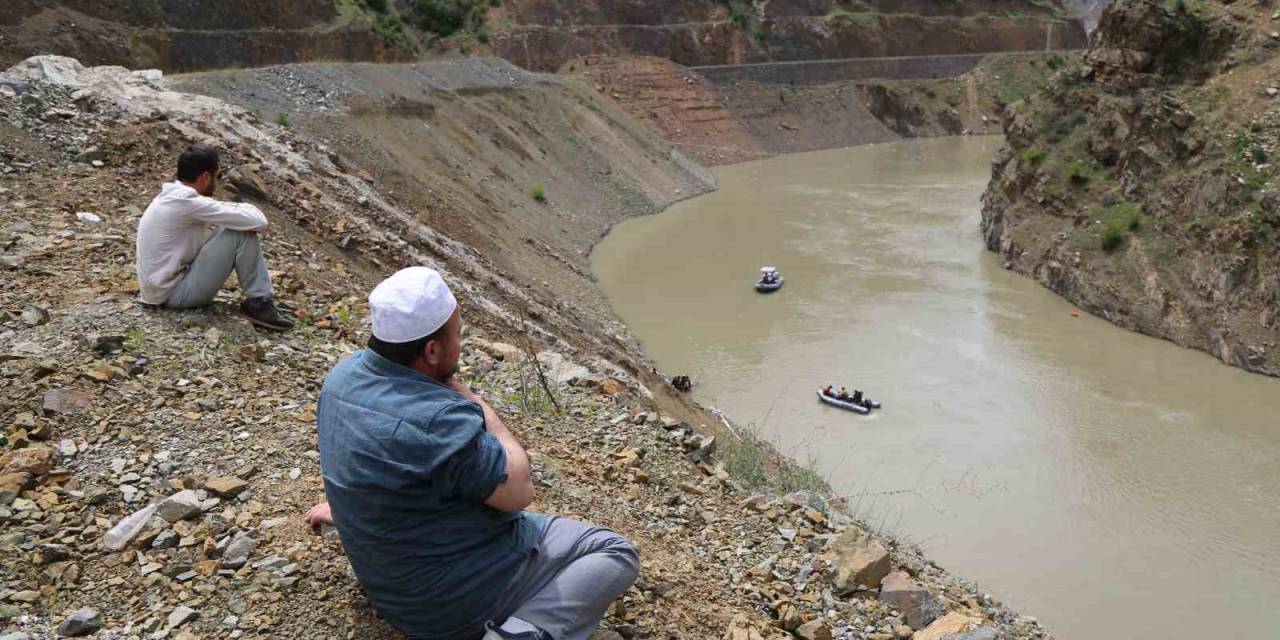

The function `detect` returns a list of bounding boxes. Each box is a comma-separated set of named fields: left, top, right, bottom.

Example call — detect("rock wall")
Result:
left=981, top=0, right=1280, bottom=375
left=0, top=0, right=413, bottom=71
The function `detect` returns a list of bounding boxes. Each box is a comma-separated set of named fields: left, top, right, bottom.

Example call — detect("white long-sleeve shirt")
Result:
left=135, top=181, right=268, bottom=304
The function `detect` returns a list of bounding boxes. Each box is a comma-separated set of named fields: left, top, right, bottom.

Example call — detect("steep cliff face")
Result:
left=981, top=0, right=1280, bottom=375
left=0, top=0, right=413, bottom=71
left=490, top=0, right=1088, bottom=71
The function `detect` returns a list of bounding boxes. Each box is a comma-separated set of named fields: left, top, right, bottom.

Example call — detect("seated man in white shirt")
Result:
left=135, top=144, right=292, bottom=330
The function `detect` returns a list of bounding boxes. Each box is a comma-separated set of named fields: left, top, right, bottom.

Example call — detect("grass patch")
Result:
left=722, top=426, right=828, bottom=496
left=125, top=327, right=145, bottom=351
left=1095, top=201, right=1143, bottom=251
left=274, top=112, right=290, bottom=127
left=1021, top=148, right=1047, bottom=165
left=530, top=183, right=546, bottom=202
left=1067, top=160, right=1091, bottom=187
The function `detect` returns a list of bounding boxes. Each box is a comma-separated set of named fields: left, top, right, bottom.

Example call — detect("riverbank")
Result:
left=1, top=57, right=1051, bottom=639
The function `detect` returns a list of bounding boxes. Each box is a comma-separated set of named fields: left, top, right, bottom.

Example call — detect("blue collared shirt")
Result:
left=317, top=350, right=540, bottom=638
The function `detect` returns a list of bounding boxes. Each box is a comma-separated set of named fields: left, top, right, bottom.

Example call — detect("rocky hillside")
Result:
left=981, top=0, right=1280, bottom=375
left=491, top=0, right=1087, bottom=71
left=1, top=1, right=1087, bottom=74
left=0, top=55, right=1057, bottom=640
left=561, top=52, right=1070, bottom=166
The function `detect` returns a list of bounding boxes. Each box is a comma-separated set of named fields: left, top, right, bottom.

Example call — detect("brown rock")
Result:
left=831, top=530, right=891, bottom=594
left=0, top=472, right=32, bottom=505
left=880, top=572, right=943, bottom=629
left=1, top=446, right=55, bottom=475
left=596, top=377, right=626, bottom=395
left=225, top=165, right=271, bottom=201
left=911, top=612, right=980, bottom=640
left=203, top=476, right=249, bottom=499
left=42, top=389, right=92, bottom=415
left=795, top=620, right=832, bottom=640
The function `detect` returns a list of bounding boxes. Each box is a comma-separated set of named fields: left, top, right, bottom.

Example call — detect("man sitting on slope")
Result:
left=305, top=267, right=639, bottom=640
left=135, top=143, right=292, bottom=330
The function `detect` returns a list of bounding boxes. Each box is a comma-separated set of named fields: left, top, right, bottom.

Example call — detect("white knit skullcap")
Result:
left=369, top=267, right=458, bottom=343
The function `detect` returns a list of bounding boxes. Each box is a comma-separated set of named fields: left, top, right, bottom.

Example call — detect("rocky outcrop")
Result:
left=981, top=0, right=1280, bottom=375
left=494, top=0, right=1087, bottom=71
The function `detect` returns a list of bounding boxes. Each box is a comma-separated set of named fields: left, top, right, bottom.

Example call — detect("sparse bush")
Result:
left=412, top=0, right=486, bottom=37
left=362, top=0, right=388, bottom=12
left=477, top=30, right=490, bottom=44
left=531, top=183, right=546, bottom=202
left=125, top=327, right=145, bottom=350
left=372, top=14, right=409, bottom=47
left=1022, top=148, right=1047, bottom=165
left=274, top=112, right=290, bottom=127
left=1096, top=202, right=1142, bottom=251
left=1251, top=146, right=1270, bottom=165
left=1100, top=218, right=1127, bottom=251
left=729, top=2, right=751, bottom=31
left=1067, top=160, right=1090, bottom=186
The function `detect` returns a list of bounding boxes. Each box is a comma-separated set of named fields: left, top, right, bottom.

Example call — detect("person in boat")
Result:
left=822, top=384, right=833, bottom=397
left=852, top=389, right=864, bottom=404
left=837, top=386, right=849, bottom=401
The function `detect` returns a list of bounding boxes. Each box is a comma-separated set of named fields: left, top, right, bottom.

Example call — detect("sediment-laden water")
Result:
left=592, top=137, right=1280, bottom=640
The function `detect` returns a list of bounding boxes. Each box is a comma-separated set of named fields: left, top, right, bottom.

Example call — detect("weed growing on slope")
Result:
left=1095, top=201, right=1142, bottom=251
left=274, top=112, right=290, bottom=127
left=1021, top=148, right=1047, bottom=165
left=531, top=183, right=546, bottom=202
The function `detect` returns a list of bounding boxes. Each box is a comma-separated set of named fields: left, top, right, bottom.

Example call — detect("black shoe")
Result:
left=240, top=297, right=294, bottom=331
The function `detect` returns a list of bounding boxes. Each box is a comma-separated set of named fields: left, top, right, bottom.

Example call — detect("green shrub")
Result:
left=372, top=14, right=409, bottom=47
left=1067, top=160, right=1090, bottom=186
left=412, top=0, right=486, bottom=37
left=1021, top=148, right=1047, bottom=165
left=531, top=183, right=546, bottom=202
left=729, top=3, right=751, bottom=30
left=1100, top=219, right=1126, bottom=251
left=477, top=30, right=490, bottom=44
left=362, top=0, right=388, bottom=12
left=1096, top=202, right=1142, bottom=251
left=274, top=112, right=290, bottom=127
left=1251, top=146, right=1270, bottom=165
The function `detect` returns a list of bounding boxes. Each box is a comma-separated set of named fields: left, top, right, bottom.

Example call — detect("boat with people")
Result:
left=756, top=266, right=784, bottom=292
left=817, top=384, right=881, bottom=413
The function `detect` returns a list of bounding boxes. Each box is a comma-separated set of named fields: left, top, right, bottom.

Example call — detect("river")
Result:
left=591, top=137, right=1280, bottom=640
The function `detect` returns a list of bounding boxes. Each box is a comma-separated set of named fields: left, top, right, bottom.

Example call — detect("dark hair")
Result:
left=176, top=144, right=220, bottom=182
left=367, top=324, right=448, bottom=368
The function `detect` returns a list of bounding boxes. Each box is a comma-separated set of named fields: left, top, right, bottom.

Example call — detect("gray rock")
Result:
left=951, top=628, right=997, bottom=640
left=56, top=607, right=102, bottom=636
left=220, top=533, right=256, bottom=569
left=157, top=490, right=202, bottom=522
left=1, top=632, right=32, bottom=640
left=879, top=572, right=943, bottom=629
left=167, top=605, right=198, bottom=629
left=151, top=529, right=180, bottom=550
left=0, top=255, right=26, bottom=270
left=19, top=306, right=49, bottom=327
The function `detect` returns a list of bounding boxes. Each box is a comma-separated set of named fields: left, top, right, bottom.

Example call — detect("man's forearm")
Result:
left=477, top=399, right=531, bottom=480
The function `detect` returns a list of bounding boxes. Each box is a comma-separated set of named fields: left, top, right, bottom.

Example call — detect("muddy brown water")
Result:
left=592, top=137, right=1280, bottom=640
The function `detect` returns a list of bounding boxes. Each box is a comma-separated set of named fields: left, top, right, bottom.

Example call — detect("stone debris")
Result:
left=880, top=572, right=944, bottom=630
left=156, top=490, right=203, bottom=522
left=55, top=607, right=102, bottom=636
left=203, top=475, right=249, bottom=499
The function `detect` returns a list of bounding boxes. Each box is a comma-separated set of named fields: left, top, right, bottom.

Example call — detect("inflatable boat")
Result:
left=817, top=391, right=870, bottom=414
left=756, top=266, right=784, bottom=292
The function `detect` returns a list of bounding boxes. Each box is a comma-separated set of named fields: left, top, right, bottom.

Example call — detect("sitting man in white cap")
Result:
left=305, top=266, right=639, bottom=640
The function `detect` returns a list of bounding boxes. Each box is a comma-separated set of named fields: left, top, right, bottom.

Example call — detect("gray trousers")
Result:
left=476, top=516, right=639, bottom=640
left=166, top=227, right=272, bottom=308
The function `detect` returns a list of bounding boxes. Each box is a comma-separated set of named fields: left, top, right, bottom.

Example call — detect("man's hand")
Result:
left=304, top=502, right=333, bottom=533
left=445, top=377, right=481, bottom=403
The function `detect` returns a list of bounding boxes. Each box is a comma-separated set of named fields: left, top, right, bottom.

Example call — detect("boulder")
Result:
left=795, top=620, right=832, bottom=640
left=203, top=476, right=248, bottom=499
left=220, top=533, right=257, bottom=569
left=830, top=530, right=891, bottom=593
left=1, top=446, right=54, bottom=475
left=56, top=607, right=102, bottom=637
left=157, top=490, right=202, bottom=522
left=42, top=389, right=92, bottom=415
left=948, top=628, right=997, bottom=640
left=0, top=472, right=32, bottom=505
left=879, top=572, right=943, bottom=629
left=911, top=612, right=981, bottom=640
left=225, top=165, right=270, bottom=201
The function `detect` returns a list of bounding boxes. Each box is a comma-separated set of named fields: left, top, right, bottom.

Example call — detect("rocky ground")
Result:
left=2, top=57, right=1051, bottom=640
left=982, top=0, right=1280, bottom=376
